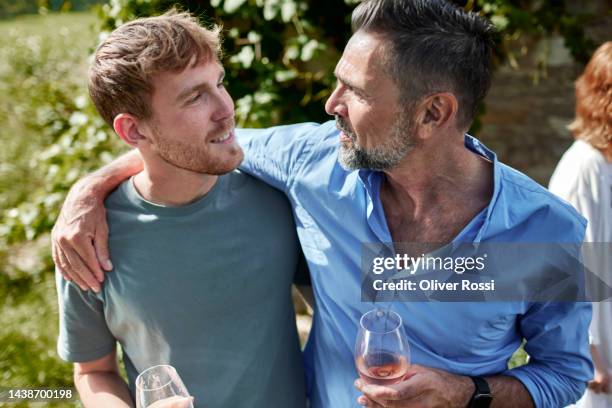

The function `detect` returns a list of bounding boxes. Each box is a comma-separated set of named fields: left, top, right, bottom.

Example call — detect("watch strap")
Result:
left=468, top=376, right=492, bottom=408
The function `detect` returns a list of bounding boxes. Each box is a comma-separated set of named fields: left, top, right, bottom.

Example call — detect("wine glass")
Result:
left=135, top=365, right=194, bottom=408
left=355, top=308, right=411, bottom=385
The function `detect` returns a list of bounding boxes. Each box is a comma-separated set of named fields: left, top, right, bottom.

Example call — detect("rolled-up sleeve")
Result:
left=503, top=301, right=593, bottom=408
left=236, top=122, right=328, bottom=192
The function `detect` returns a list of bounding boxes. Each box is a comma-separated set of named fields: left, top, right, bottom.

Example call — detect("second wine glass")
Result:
left=135, top=364, right=194, bottom=408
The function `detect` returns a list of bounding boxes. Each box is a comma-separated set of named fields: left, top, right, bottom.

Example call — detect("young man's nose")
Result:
left=212, top=93, right=235, bottom=123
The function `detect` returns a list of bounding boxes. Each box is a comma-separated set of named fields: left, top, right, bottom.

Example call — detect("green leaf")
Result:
left=275, top=70, right=298, bottom=82
left=301, top=39, right=318, bottom=61
left=281, top=0, right=297, bottom=22
left=223, top=0, right=247, bottom=13
left=230, top=45, right=255, bottom=68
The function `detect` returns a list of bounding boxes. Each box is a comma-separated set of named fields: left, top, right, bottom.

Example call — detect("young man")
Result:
left=54, top=1, right=593, bottom=407
left=54, top=12, right=306, bottom=408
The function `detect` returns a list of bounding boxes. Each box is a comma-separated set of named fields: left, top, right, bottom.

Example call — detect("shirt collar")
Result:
left=357, top=134, right=502, bottom=243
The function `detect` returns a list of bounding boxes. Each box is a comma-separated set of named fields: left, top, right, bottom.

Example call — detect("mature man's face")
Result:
left=145, top=58, right=243, bottom=175
left=325, top=31, right=416, bottom=171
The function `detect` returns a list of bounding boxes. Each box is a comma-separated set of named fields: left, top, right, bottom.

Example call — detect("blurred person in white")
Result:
left=549, top=41, right=612, bottom=408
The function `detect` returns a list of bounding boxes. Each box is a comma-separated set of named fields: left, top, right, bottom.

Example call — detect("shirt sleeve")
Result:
left=502, top=301, right=593, bottom=408
left=55, top=269, right=116, bottom=362
left=236, top=122, right=332, bottom=193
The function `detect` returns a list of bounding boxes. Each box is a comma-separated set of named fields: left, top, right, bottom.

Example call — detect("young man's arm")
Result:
left=74, top=349, right=193, bottom=408
left=74, top=349, right=133, bottom=408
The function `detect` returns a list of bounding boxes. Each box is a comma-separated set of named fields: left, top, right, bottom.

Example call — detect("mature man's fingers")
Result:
left=71, top=235, right=106, bottom=283
left=59, top=250, right=88, bottom=290
left=94, top=225, right=113, bottom=273
left=59, top=268, right=73, bottom=282
left=357, top=396, right=384, bottom=408
left=51, top=240, right=63, bottom=269
left=54, top=245, right=72, bottom=277
left=358, top=384, right=402, bottom=401
left=63, top=246, right=101, bottom=292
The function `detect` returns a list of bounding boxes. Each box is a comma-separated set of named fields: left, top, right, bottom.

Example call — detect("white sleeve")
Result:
left=550, top=153, right=605, bottom=346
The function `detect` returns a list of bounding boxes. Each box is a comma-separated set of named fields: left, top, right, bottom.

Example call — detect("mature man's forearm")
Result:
left=81, top=150, right=143, bottom=197
left=75, top=371, right=133, bottom=408
left=487, top=375, right=534, bottom=408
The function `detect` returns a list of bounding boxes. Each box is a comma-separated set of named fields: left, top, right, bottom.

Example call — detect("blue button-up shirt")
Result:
left=237, top=121, right=593, bottom=408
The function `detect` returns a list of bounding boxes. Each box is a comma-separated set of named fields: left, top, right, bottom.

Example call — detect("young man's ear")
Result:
left=113, top=113, right=148, bottom=147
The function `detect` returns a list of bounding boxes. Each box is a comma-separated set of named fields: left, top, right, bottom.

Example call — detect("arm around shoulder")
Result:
left=52, top=149, right=144, bottom=291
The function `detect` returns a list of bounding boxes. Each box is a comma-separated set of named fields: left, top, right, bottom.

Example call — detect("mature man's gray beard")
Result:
left=338, top=136, right=413, bottom=171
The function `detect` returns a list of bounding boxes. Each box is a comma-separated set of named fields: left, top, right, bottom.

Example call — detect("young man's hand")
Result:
left=147, top=396, right=194, bottom=408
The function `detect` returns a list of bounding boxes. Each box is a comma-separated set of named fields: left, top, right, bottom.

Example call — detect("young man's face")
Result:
left=144, top=58, right=243, bottom=175
left=325, top=31, right=417, bottom=171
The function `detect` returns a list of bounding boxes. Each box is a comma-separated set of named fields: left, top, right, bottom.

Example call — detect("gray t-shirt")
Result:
left=56, top=170, right=307, bottom=407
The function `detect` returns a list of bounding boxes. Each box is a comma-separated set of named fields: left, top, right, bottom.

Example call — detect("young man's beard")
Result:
left=336, top=112, right=417, bottom=172
left=150, top=122, right=244, bottom=175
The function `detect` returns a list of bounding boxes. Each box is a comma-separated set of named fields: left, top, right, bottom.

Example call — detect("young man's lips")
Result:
left=210, top=130, right=235, bottom=144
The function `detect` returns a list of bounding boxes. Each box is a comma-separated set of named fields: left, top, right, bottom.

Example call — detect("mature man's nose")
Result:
left=325, top=87, right=346, bottom=117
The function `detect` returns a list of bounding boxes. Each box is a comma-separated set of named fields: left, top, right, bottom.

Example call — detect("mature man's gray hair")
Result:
left=352, top=0, right=496, bottom=130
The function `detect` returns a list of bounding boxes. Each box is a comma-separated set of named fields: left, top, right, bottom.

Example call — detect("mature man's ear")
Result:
left=113, top=113, right=148, bottom=147
left=417, top=93, right=459, bottom=136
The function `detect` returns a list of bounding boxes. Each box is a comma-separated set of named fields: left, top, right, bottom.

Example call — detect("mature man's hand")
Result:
left=52, top=179, right=112, bottom=292
left=354, top=364, right=474, bottom=408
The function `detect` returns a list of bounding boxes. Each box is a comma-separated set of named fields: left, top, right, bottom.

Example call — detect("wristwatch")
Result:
left=468, top=376, right=493, bottom=408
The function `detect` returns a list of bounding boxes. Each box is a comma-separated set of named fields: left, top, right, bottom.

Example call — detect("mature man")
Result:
left=53, top=12, right=306, bottom=408
left=53, top=1, right=593, bottom=407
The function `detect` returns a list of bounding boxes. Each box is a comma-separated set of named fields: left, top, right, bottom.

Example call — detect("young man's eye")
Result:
left=188, top=93, right=203, bottom=103
left=217, top=81, right=226, bottom=89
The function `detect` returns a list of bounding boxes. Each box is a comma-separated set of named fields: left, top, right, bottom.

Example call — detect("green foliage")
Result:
left=0, top=13, right=124, bottom=252
left=0, top=12, right=111, bottom=397
left=0, top=0, right=103, bottom=19
left=471, top=0, right=596, bottom=65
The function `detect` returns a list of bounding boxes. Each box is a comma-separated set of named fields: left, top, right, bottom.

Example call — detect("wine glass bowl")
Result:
left=355, top=308, right=411, bottom=385
left=135, top=365, right=193, bottom=408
